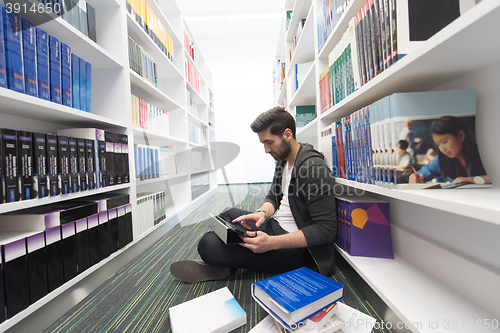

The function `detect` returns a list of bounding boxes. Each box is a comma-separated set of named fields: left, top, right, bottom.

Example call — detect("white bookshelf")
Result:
left=273, top=0, right=500, bottom=330
left=0, top=0, right=217, bottom=330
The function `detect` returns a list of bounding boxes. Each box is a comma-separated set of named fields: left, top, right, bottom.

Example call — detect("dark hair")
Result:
left=431, top=115, right=486, bottom=179
left=250, top=106, right=296, bottom=138
left=397, top=139, right=409, bottom=150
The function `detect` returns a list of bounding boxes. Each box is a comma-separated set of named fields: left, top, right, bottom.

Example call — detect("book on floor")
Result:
left=169, top=286, right=246, bottom=333
left=252, top=267, right=343, bottom=329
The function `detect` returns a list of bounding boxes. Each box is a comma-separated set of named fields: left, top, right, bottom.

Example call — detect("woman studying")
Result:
left=409, top=115, right=491, bottom=185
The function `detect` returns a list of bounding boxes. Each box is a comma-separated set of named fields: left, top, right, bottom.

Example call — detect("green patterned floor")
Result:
left=44, top=184, right=390, bottom=333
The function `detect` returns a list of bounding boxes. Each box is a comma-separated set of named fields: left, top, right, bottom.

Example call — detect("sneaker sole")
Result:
left=170, top=260, right=230, bottom=284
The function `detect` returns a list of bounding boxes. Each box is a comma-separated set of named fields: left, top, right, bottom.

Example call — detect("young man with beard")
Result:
left=170, top=107, right=337, bottom=283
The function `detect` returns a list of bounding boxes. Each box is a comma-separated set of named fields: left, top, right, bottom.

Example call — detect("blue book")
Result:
left=252, top=267, right=343, bottom=329
left=22, top=19, right=37, bottom=97
left=60, top=42, right=71, bottom=106
left=331, top=134, right=338, bottom=177
left=36, top=27, right=49, bottom=100
left=2, top=9, right=24, bottom=93
left=85, top=60, right=91, bottom=112
left=71, top=53, right=80, bottom=109
left=79, top=57, right=86, bottom=111
left=0, top=5, right=6, bottom=88
left=49, top=35, right=61, bottom=103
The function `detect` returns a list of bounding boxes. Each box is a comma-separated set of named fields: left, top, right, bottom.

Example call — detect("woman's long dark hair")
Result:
left=431, top=116, right=486, bottom=179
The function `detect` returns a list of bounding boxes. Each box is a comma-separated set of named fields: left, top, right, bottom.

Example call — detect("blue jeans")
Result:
left=198, top=207, right=313, bottom=274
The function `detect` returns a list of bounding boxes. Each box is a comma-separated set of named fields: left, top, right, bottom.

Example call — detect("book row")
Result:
left=290, top=60, right=313, bottom=97
left=289, top=18, right=306, bottom=62
left=0, top=6, right=92, bottom=112
left=183, top=30, right=195, bottom=62
left=186, top=90, right=198, bottom=116
left=134, top=144, right=178, bottom=181
left=188, top=120, right=207, bottom=146
left=0, top=127, right=129, bottom=204
left=126, top=0, right=175, bottom=61
left=131, top=93, right=169, bottom=135
left=0, top=193, right=132, bottom=321
left=136, top=190, right=167, bottom=236
left=335, top=196, right=393, bottom=259
left=185, top=58, right=200, bottom=94
left=128, top=35, right=157, bottom=87
left=318, top=0, right=465, bottom=114
left=322, top=89, right=490, bottom=189
left=60, top=0, right=97, bottom=43
left=317, top=0, right=354, bottom=52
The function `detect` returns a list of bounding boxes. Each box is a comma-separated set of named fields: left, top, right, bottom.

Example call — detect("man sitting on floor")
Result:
left=170, top=106, right=338, bottom=283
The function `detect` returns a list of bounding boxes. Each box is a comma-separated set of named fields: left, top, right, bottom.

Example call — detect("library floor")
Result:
left=43, top=184, right=389, bottom=333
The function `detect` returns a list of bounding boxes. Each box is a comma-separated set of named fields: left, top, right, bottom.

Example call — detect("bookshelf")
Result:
left=273, top=0, right=500, bottom=330
left=0, top=0, right=217, bottom=330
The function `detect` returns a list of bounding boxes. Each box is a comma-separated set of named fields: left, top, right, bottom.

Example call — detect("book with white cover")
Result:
left=169, top=287, right=246, bottom=333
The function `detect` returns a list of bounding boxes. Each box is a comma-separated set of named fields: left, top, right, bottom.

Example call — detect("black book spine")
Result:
left=85, top=139, right=95, bottom=190
left=46, top=133, right=59, bottom=196
left=2, top=129, right=19, bottom=202
left=105, top=132, right=115, bottom=186
left=57, top=135, right=70, bottom=195
left=32, top=132, right=48, bottom=198
left=45, top=226, right=65, bottom=292
left=59, top=201, right=98, bottom=224
left=68, top=137, right=79, bottom=193
left=77, top=138, right=87, bottom=191
left=108, top=208, right=119, bottom=254
left=120, top=133, right=129, bottom=183
left=114, top=137, right=122, bottom=185
left=2, top=239, right=30, bottom=318
left=125, top=204, right=133, bottom=245
left=87, top=214, right=100, bottom=267
left=390, top=0, right=397, bottom=64
left=75, top=218, right=90, bottom=273
left=86, top=2, right=97, bottom=43
left=98, top=139, right=106, bottom=188
left=27, top=232, right=48, bottom=304
left=61, top=222, right=78, bottom=282
left=98, top=211, right=110, bottom=259
left=17, top=131, right=34, bottom=200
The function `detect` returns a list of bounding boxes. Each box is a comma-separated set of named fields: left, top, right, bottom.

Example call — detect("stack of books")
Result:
left=128, top=36, right=157, bottom=87
left=131, top=93, right=169, bottom=135
left=136, top=191, right=167, bottom=234
left=134, top=144, right=178, bottom=181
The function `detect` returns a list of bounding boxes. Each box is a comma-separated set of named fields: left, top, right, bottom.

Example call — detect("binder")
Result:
left=61, top=222, right=78, bottom=282
left=75, top=218, right=90, bottom=273
left=87, top=213, right=100, bottom=266
left=45, top=226, right=64, bottom=292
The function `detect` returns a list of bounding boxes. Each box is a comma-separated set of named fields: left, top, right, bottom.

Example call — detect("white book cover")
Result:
left=169, top=287, right=246, bottom=333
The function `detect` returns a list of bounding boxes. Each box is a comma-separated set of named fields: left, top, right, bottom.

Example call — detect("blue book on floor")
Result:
left=2, top=9, right=24, bottom=93
left=49, top=35, right=61, bottom=104
left=71, top=53, right=80, bottom=109
left=22, top=18, right=37, bottom=97
left=60, top=42, right=71, bottom=107
left=36, top=27, right=49, bottom=100
left=79, top=57, right=86, bottom=111
left=0, top=5, right=6, bottom=88
left=252, top=267, right=344, bottom=329
left=85, top=60, right=91, bottom=112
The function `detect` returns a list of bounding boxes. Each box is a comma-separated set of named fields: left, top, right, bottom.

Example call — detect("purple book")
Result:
left=337, top=196, right=393, bottom=259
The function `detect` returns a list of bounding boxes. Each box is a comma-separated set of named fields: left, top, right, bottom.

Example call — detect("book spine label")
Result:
left=77, top=138, right=87, bottom=191
left=22, top=19, right=37, bottom=97
left=46, top=134, right=59, bottom=196
left=17, top=130, right=34, bottom=200
left=61, top=43, right=72, bottom=107
left=68, top=137, right=78, bottom=193
left=71, top=54, right=80, bottom=109
left=36, top=27, right=50, bottom=100
left=57, top=135, right=70, bottom=194
left=3, top=10, right=24, bottom=92
left=49, top=36, right=61, bottom=103
left=2, top=129, right=19, bottom=202
left=85, top=139, right=95, bottom=189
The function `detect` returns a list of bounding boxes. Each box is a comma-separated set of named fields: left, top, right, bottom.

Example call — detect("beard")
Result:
left=271, top=138, right=292, bottom=161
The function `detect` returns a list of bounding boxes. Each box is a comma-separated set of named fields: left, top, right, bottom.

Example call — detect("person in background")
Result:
left=395, top=140, right=413, bottom=184
left=169, top=107, right=338, bottom=283
left=410, top=116, right=490, bottom=185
